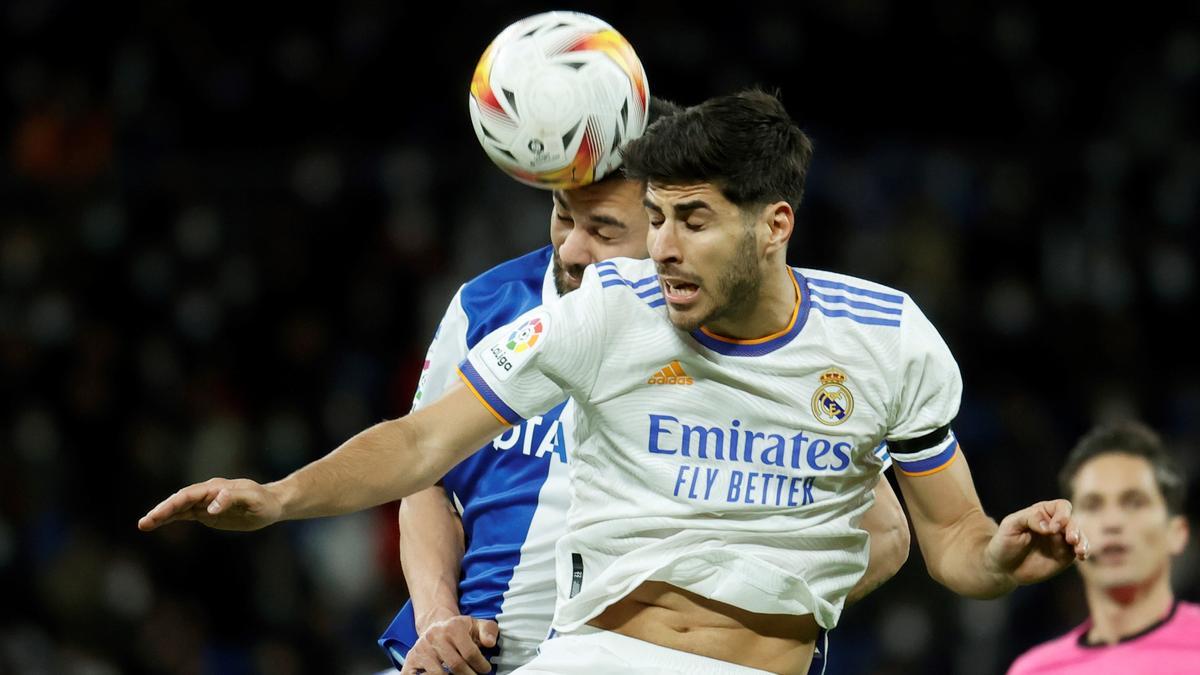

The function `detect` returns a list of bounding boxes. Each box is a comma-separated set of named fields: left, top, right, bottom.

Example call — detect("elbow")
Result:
left=923, top=550, right=951, bottom=589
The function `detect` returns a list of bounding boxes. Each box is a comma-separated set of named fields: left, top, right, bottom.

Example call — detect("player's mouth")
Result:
left=1094, top=543, right=1130, bottom=564
left=661, top=277, right=702, bottom=306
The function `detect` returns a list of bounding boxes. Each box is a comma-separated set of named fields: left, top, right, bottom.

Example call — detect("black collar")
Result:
left=1078, top=600, right=1180, bottom=648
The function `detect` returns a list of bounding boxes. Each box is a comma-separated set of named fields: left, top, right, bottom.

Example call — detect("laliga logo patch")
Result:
left=811, top=368, right=854, bottom=426
left=485, top=314, right=548, bottom=382
left=506, top=317, right=544, bottom=352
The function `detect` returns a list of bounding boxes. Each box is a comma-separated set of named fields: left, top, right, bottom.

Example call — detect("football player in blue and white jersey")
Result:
left=383, top=97, right=910, bottom=675
left=139, top=90, right=1089, bottom=675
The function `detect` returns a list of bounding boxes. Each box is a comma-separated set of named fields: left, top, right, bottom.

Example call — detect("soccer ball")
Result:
left=468, top=11, right=649, bottom=190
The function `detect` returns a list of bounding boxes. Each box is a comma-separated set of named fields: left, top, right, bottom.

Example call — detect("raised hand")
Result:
left=138, top=478, right=284, bottom=532
left=984, top=499, right=1089, bottom=586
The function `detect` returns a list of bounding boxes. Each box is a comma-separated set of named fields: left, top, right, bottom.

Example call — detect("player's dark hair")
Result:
left=620, top=88, right=813, bottom=212
left=599, top=96, right=683, bottom=187
left=646, top=95, right=684, bottom=126
left=1058, top=420, right=1187, bottom=515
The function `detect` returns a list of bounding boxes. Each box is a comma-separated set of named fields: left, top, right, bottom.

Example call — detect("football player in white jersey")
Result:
left=139, top=90, right=1089, bottom=674
left=389, top=98, right=910, bottom=675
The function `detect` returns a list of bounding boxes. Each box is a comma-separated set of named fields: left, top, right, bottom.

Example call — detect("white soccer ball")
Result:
left=468, top=11, right=650, bottom=190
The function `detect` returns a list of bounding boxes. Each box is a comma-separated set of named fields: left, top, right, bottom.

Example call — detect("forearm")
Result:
left=895, top=452, right=1016, bottom=599
left=269, top=416, right=443, bottom=521
left=400, top=487, right=466, bottom=632
left=915, top=506, right=1013, bottom=598
left=265, top=382, right=505, bottom=522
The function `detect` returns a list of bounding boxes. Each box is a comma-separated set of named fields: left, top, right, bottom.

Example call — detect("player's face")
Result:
left=1072, top=453, right=1188, bottom=592
left=550, top=179, right=650, bottom=295
left=645, top=182, right=764, bottom=332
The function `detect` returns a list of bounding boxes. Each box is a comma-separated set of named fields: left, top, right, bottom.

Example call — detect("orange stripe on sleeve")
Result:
left=896, top=447, right=960, bottom=477
left=456, top=368, right=514, bottom=427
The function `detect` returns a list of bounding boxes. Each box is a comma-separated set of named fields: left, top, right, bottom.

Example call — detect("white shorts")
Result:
left=511, top=625, right=774, bottom=674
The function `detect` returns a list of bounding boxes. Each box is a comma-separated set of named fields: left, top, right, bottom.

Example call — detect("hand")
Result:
left=400, top=615, right=499, bottom=675
left=984, top=499, right=1089, bottom=587
left=138, top=478, right=284, bottom=532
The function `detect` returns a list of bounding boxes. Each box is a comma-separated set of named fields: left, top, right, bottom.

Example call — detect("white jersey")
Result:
left=460, top=257, right=961, bottom=632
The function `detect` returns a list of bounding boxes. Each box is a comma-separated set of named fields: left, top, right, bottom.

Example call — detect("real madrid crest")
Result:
left=811, top=368, right=854, bottom=426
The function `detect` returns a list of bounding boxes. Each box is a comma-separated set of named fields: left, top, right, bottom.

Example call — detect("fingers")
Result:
left=1045, top=499, right=1073, bottom=534
left=1042, top=499, right=1089, bottom=561
left=138, top=478, right=267, bottom=532
left=475, top=619, right=499, bottom=649
left=1012, top=503, right=1056, bottom=537
left=1006, top=499, right=1090, bottom=563
left=440, top=618, right=491, bottom=674
left=1063, top=518, right=1089, bottom=561
left=137, top=482, right=222, bottom=531
left=404, top=616, right=495, bottom=675
left=207, top=483, right=259, bottom=516
left=1011, top=499, right=1072, bottom=536
left=400, top=643, right=441, bottom=674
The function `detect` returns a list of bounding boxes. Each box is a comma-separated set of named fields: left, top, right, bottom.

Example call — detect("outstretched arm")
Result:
left=137, top=380, right=510, bottom=532
left=845, top=478, right=910, bottom=605
left=398, top=488, right=500, bottom=675
left=895, top=447, right=1088, bottom=599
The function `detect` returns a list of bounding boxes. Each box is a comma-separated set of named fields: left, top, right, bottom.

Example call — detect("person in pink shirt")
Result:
left=1009, top=421, right=1198, bottom=674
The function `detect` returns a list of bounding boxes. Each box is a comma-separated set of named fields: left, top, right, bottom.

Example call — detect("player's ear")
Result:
left=1167, top=514, right=1188, bottom=556
left=761, top=201, right=793, bottom=255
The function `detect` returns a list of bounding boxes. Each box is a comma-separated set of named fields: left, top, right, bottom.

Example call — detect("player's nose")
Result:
left=558, top=227, right=594, bottom=267
left=650, top=222, right=681, bottom=265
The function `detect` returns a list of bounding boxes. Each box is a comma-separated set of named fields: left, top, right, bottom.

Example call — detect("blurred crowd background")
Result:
left=2, top=1, right=1196, bottom=674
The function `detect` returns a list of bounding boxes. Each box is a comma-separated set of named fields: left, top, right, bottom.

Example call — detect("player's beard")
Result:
left=670, top=227, right=761, bottom=332
left=552, top=248, right=587, bottom=296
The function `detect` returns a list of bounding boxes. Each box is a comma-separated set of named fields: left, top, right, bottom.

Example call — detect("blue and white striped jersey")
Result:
left=379, top=246, right=572, bottom=673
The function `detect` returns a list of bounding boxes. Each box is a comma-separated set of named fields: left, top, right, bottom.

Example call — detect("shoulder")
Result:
left=1008, top=625, right=1088, bottom=674
left=459, top=246, right=553, bottom=342
left=1012, top=624, right=1089, bottom=667
left=1172, top=601, right=1200, bottom=626
left=460, top=246, right=552, bottom=307
left=589, top=257, right=662, bottom=309
left=798, top=268, right=909, bottom=329
left=593, top=257, right=657, bottom=284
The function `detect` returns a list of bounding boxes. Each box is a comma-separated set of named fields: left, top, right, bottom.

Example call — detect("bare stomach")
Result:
left=587, top=580, right=819, bottom=674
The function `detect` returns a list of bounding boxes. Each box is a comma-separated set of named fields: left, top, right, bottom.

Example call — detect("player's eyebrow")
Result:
left=671, top=199, right=713, bottom=215
left=644, top=198, right=713, bottom=218
left=1118, top=488, right=1151, bottom=501
left=588, top=214, right=626, bottom=229
left=554, top=192, right=625, bottom=229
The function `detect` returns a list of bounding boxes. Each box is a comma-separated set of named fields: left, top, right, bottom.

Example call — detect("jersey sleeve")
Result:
left=459, top=266, right=609, bottom=425
left=886, top=297, right=963, bottom=476
left=411, top=287, right=471, bottom=413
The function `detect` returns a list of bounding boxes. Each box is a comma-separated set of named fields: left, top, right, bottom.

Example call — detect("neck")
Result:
left=705, top=263, right=796, bottom=340
left=1083, top=569, right=1175, bottom=645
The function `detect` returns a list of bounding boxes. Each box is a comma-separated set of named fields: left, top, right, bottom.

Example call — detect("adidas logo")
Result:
left=647, top=360, right=694, bottom=385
